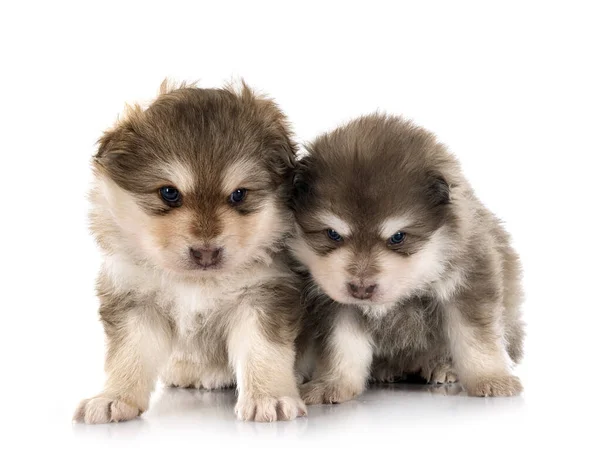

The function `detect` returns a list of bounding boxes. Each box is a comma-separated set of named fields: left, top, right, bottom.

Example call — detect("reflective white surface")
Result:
left=15, top=374, right=592, bottom=459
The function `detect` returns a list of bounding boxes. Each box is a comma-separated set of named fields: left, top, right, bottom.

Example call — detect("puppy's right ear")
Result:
left=95, top=128, right=123, bottom=164
left=426, top=173, right=451, bottom=206
left=94, top=105, right=143, bottom=172
left=290, top=156, right=313, bottom=209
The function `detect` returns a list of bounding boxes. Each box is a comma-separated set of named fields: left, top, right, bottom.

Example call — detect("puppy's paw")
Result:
left=73, top=396, right=141, bottom=424
left=165, top=375, right=234, bottom=391
left=467, top=375, right=523, bottom=397
left=235, top=395, right=307, bottom=422
left=300, top=379, right=363, bottom=405
left=420, top=362, right=458, bottom=384
left=162, top=361, right=234, bottom=390
left=163, top=369, right=201, bottom=389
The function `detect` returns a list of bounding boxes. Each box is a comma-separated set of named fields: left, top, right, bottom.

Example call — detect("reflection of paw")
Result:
left=73, top=396, right=141, bottom=424
left=420, top=362, right=458, bottom=384
left=300, top=379, right=363, bottom=405
left=235, top=395, right=307, bottom=422
left=427, top=383, right=464, bottom=396
left=467, top=375, right=523, bottom=397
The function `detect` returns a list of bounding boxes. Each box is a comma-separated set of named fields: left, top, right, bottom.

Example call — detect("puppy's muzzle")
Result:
left=189, top=246, right=223, bottom=269
left=347, top=282, right=377, bottom=300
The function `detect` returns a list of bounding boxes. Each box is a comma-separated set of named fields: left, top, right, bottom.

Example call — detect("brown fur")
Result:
left=292, top=114, right=525, bottom=402
left=74, top=81, right=306, bottom=424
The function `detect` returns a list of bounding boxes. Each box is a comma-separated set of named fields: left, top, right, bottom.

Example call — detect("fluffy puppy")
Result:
left=74, top=82, right=306, bottom=423
left=292, top=114, right=524, bottom=403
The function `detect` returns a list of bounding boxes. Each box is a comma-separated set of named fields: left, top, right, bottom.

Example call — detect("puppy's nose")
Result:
left=347, top=282, right=377, bottom=300
left=189, top=246, right=222, bottom=268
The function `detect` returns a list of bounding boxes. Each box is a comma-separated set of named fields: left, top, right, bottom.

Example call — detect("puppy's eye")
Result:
left=229, top=188, right=247, bottom=205
left=326, top=229, right=343, bottom=242
left=159, top=186, right=181, bottom=206
left=388, top=231, right=406, bottom=245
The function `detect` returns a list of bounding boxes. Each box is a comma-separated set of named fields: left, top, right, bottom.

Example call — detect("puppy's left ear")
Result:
left=426, top=174, right=451, bottom=206
left=268, top=128, right=297, bottom=180
left=246, top=88, right=297, bottom=180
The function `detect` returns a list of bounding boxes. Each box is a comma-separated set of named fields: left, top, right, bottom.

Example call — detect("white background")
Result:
left=1, top=1, right=598, bottom=458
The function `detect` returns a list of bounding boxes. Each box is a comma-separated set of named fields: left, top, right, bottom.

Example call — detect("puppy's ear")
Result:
left=268, top=129, right=297, bottom=181
left=290, top=156, right=313, bottom=209
left=426, top=173, right=451, bottom=206
left=293, top=158, right=309, bottom=193
left=94, top=104, right=144, bottom=166
left=95, top=126, right=127, bottom=165
left=93, top=106, right=147, bottom=192
left=246, top=88, right=297, bottom=181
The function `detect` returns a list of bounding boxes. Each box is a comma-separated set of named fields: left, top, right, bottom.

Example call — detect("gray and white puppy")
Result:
left=292, top=114, right=524, bottom=403
left=74, top=82, right=306, bottom=423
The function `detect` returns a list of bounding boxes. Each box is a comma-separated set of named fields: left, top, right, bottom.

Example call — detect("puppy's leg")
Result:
left=228, top=307, right=306, bottom=422
left=446, top=301, right=522, bottom=396
left=74, top=305, right=172, bottom=424
left=301, top=309, right=373, bottom=404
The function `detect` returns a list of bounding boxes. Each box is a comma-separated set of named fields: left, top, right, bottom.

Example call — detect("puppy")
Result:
left=74, top=81, right=306, bottom=423
left=292, top=114, right=525, bottom=403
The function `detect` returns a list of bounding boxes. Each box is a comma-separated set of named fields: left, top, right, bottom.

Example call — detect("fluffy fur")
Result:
left=292, top=114, right=525, bottom=403
left=74, top=81, right=306, bottom=423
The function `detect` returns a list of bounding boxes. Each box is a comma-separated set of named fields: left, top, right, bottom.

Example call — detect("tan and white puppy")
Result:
left=292, top=114, right=525, bottom=403
left=74, top=82, right=306, bottom=423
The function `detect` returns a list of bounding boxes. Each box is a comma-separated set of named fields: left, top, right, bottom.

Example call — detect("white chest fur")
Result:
left=103, top=253, right=290, bottom=338
left=167, top=280, right=237, bottom=336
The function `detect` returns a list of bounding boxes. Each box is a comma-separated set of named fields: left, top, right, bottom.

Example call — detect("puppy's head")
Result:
left=92, top=81, right=296, bottom=276
left=292, top=114, right=460, bottom=305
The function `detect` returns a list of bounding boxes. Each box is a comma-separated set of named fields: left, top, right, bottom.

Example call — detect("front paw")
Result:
left=467, top=375, right=523, bottom=397
left=73, top=396, right=141, bottom=424
left=300, top=379, right=363, bottom=405
left=235, top=395, right=307, bottom=422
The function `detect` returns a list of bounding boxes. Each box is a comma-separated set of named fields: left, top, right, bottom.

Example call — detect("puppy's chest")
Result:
left=163, top=282, right=241, bottom=337
left=365, top=298, right=445, bottom=355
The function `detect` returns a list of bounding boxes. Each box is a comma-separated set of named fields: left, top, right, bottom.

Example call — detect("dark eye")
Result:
left=229, top=188, right=247, bottom=205
left=327, top=229, right=343, bottom=242
left=159, top=186, right=181, bottom=206
left=388, top=231, right=406, bottom=245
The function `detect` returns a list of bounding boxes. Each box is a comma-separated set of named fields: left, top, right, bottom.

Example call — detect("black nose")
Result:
left=347, top=282, right=377, bottom=300
left=189, top=246, right=222, bottom=268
